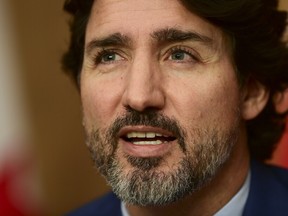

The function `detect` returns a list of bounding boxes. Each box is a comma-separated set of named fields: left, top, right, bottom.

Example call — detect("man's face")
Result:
left=81, top=0, right=242, bottom=206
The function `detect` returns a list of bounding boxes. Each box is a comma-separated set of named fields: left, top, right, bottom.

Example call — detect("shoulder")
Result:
left=251, top=160, right=288, bottom=190
left=243, top=160, right=288, bottom=216
left=267, top=163, right=288, bottom=184
left=66, top=192, right=122, bottom=216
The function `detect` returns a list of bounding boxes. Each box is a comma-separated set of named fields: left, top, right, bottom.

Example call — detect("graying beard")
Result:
left=85, top=110, right=239, bottom=206
left=125, top=155, right=162, bottom=171
left=106, top=157, right=197, bottom=206
left=103, top=129, right=235, bottom=206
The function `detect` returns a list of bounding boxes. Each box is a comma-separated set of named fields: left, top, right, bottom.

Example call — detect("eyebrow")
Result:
left=151, top=28, right=213, bottom=45
left=86, top=33, right=131, bottom=55
left=85, top=28, right=214, bottom=55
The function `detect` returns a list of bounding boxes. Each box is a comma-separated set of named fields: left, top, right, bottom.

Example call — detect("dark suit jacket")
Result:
left=68, top=161, right=288, bottom=216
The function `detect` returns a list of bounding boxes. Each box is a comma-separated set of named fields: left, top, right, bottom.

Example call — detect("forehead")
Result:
left=86, top=0, right=225, bottom=45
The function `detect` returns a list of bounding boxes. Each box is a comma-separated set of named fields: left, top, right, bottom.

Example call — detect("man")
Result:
left=62, top=0, right=288, bottom=215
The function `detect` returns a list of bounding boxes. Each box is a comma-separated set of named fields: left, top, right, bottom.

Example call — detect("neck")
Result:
left=126, top=131, right=250, bottom=216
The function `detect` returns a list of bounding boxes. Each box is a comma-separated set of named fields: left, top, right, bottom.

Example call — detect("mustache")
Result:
left=107, top=108, right=187, bottom=152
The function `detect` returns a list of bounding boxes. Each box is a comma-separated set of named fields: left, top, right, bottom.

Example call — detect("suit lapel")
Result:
left=243, top=160, right=288, bottom=216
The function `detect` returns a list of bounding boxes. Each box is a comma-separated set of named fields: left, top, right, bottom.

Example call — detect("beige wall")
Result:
left=9, top=0, right=108, bottom=215
left=9, top=0, right=288, bottom=215
left=280, top=0, right=288, bottom=9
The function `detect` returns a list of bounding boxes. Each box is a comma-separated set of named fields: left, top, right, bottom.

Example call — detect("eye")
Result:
left=167, top=46, right=199, bottom=63
left=170, top=51, right=189, bottom=61
left=94, top=49, right=125, bottom=64
left=101, top=52, right=120, bottom=62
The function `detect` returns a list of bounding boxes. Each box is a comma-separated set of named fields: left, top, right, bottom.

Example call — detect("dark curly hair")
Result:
left=62, top=0, right=288, bottom=161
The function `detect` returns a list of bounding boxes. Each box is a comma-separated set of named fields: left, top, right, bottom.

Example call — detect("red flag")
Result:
left=0, top=1, right=43, bottom=215
left=271, top=122, right=288, bottom=168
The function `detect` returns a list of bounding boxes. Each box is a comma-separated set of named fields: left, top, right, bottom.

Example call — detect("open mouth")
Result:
left=122, top=132, right=176, bottom=145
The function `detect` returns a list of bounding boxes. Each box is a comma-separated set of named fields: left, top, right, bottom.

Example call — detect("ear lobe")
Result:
left=273, top=89, right=288, bottom=114
left=241, top=79, right=269, bottom=120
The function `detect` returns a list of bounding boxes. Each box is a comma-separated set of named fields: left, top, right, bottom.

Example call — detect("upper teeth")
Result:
left=127, top=132, right=164, bottom=138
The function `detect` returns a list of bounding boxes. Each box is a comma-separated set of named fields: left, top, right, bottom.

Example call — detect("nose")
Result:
left=121, top=54, right=165, bottom=112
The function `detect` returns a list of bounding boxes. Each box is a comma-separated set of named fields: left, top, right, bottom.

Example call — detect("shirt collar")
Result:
left=214, top=170, right=250, bottom=216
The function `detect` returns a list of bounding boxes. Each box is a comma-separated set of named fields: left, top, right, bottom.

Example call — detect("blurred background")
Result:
left=0, top=0, right=287, bottom=215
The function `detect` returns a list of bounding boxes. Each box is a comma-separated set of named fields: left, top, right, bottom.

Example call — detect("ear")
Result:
left=273, top=89, right=288, bottom=114
left=241, top=79, right=269, bottom=120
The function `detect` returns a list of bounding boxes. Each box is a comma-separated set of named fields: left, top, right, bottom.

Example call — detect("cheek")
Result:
left=80, top=78, right=123, bottom=129
left=169, top=77, right=240, bottom=128
left=206, top=84, right=240, bottom=126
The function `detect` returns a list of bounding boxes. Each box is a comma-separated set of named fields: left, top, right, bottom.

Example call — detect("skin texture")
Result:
left=80, top=0, right=269, bottom=215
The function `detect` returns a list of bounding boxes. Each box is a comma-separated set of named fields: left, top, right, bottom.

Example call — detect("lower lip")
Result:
left=120, top=139, right=175, bottom=158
